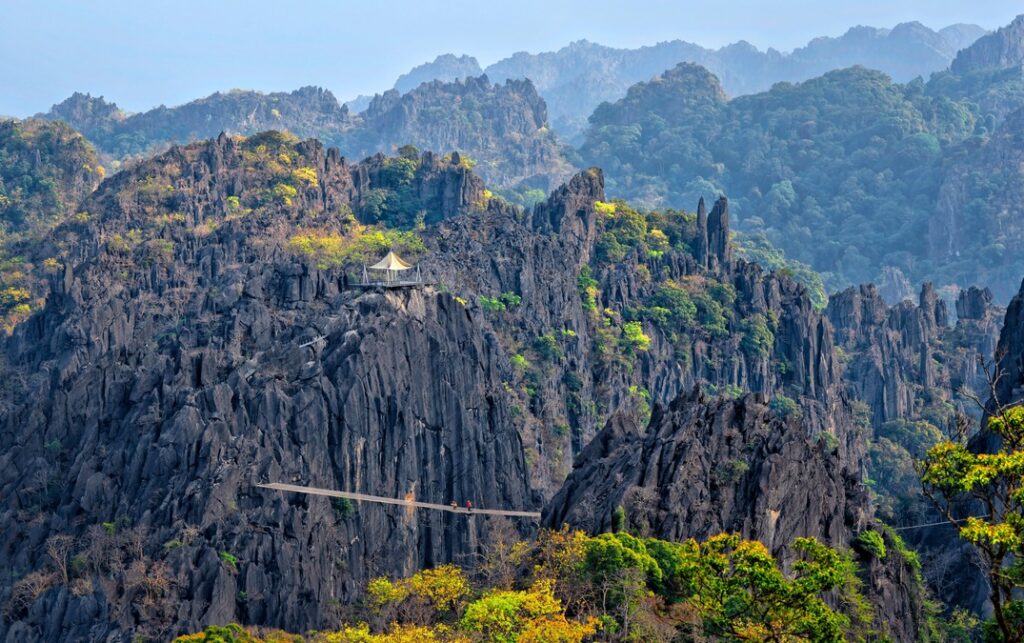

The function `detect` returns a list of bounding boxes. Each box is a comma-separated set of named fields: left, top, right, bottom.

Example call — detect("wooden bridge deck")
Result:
left=257, top=482, right=542, bottom=519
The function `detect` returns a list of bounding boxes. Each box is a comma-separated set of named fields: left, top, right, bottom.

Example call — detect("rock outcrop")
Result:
left=695, top=196, right=730, bottom=271
left=0, top=135, right=528, bottom=640
left=828, top=283, right=1003, bottom=428
left=345, top=75, right=573, bottom=190
left=951, top=14, right=1024, bottom=74
left=544, top=389, right=922, bottom=641
left=544, top=390, right=866, bottom=550
left=0, top=132, right=925, bottom=639
left=991, top=278, right=1024, bottom=410
left=394, top=54, right=483, bottom=95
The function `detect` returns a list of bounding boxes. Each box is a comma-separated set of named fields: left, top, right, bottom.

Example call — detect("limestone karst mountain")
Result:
left=41, top=77, right=573, bottom=194
left=0, top=128, right=966, bottom=639
left=394, top=54, right=483, bottom=95
left=578, top=17, right=1024, bottom=300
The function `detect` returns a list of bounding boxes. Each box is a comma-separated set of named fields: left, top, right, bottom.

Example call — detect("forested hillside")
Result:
left=0, top=129, right=947, bottom=640
left=480, top=22, right=984, bottom=140
left=6, top=10, right=1024, bottom=642
left=0, top=119, right=104, bottom=331
left=580, top=22, right=1024, bottom=299
left=42, top=78, right=571, bottom=193
left=43, top=88, right=352, bottom=162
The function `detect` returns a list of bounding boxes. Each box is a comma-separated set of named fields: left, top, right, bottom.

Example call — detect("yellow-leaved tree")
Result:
left=921, top=405, right=1024, bottom=641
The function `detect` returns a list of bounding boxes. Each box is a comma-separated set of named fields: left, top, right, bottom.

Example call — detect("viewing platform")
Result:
left=349, top=278, right=432, bottom=289
left=348, top=250, right=428, bottom=289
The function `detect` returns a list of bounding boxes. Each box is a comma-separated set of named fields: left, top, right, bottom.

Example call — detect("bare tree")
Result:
left=3, top=571, right=56, bottom=619
left=474, top=517, right=525, bottom=589
left=45, top=534, right=74, bottom=585
left=123, top=526, right=148, bottom=562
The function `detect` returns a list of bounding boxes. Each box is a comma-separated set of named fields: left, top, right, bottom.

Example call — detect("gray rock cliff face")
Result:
left=543, top=389, right=922, bottom=641
left=544, top=390, right=867, bottom=550
left=0, top=134, right=926, bottom=639
left=428, top=172, right=854, bottom=492
left=951, top=15, right=1024, bottom=74
left=347, top=75, right=574, bottom=191
left=0, top=136, right=536, bottom=641
left=828, top=283, right=1003, bottom=428
left=991, top=278, right=1024, bottom=410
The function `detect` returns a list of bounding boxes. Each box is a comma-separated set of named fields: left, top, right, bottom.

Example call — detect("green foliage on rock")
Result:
left=739, top=313, right=775, bottom=358
left=770, top=394, right=800, bottom=418
left=854, top=530, right=887, bottom=560
left=920, top=406, right=1024, bottom=641
left=581, top=61, right=1024, bottom=296
left=0, top=119, right=101, bottom=233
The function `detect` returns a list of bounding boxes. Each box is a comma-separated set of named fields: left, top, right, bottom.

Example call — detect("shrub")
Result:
left=716, top=459, right=750, bottom=484
left=769, top=395, right=800, bottom=418
left=596, top=232, right=626, bottom=263
left=499, top=291, right=522, bottom=308
left=272, top=183, right=298, bottom=205
left=163, top=539, right=183, bottom=552
left=855, top=530, right=887, bottom=560
left=220, top=551, right=239, bottom=571
left=291, top=167, right=319, bottom=188
left=612, top=506, right=627, bottom=533
left=577, top=266, right=599, bottom=311
left=461, top=579, right=596, bottom=643
left=534, top=334, right=563, bottom=362
left=382, top=157, right=418, bottom=186
left=818, top=431, right=840, bottom=451
left=693, top=290, right=730, bottom=338
left=285, top=227, right=424, bottom=270
left=740, top=314, right=775, bottom=358
left=650, top=283, right=696, bottom=327
left=407, top=564, right=470, bottom=611
left=478, top=295, right=506, bottom=312
left=621, top=321, right=651, bottom=353
left=367, top=577, right=409, bottom=610
left=3, top=571, right=56, bottom=619
left=332, top=497, right=355, bottom=519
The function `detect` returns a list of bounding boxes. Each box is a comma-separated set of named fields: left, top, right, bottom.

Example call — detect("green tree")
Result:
left=920, top=405, right=1024, bottom=641
left=680, top=534, right=852, bottom=642
left=460, top=580, right=597, bottom=643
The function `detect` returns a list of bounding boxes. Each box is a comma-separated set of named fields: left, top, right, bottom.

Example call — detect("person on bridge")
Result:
left=450, top=501, right=457, bottom=512
left=466, top=500, right=473, bottom=513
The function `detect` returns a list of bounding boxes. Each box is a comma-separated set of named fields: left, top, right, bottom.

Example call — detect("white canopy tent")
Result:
left=361, top=250, right=421, bottom=285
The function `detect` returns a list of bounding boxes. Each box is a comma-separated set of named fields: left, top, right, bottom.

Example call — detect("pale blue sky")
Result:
left=0, top=0, right=1020, bottom=116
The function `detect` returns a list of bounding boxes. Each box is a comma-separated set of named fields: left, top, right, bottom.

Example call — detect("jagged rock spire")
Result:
left=708, top=196, right=731, bottom=271
left=695, top=196, right=709, bottom=268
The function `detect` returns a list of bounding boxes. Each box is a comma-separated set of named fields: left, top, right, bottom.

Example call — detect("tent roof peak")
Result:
left=368, top=250, right=414, bottom=271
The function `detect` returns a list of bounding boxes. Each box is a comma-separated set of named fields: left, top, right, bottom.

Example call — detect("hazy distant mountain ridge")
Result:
left=42, top=87, right=352, bottom=159
left=476, top=22, right=986, bottom=139
left=394, top=54, right=483, bottom=94
left=42, top=76, right=573, bottom=191
left=341, top=75, right=572, bottom=189
left=578, top=18, right=1024, bottom=301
